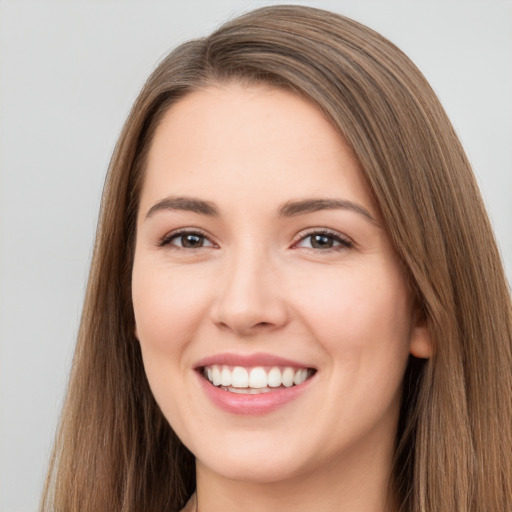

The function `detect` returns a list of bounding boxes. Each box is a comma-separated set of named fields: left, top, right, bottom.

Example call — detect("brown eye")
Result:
left=162, top=231, right=215, bottom=249
left=179, top=234, right=205, bottom=248
left=310, top=234, right=335, bottom=249
left=296, top=231, right=353, bottom=250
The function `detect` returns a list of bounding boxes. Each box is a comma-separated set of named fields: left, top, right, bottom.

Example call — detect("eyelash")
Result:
left=158, top=228, right=353, bottom=252
left=293, top=229, right=353, bottom=252
left=158, top=229, right=214, bottom=250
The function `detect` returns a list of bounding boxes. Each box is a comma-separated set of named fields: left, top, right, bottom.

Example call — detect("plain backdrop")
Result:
left=1, top=1, right=511, bottom=511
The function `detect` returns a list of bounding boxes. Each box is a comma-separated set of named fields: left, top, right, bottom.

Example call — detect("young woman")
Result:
left=41, top=5, right=512, bottom=512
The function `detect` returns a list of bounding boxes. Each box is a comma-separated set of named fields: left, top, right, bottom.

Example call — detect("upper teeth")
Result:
left=203, top=365, right=310, bottom=389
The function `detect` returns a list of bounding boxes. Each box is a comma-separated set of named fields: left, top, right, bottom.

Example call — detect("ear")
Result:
left=409, top=307, right=433, bottom=358
left=409, top=324, right=433, bottom=358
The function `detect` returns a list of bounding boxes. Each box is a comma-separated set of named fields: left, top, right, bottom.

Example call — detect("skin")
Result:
left=132, top=84, right=430, bottom=512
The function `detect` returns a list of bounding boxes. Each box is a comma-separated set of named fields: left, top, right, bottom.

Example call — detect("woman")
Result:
left=40, top=5, right=512, bottom=512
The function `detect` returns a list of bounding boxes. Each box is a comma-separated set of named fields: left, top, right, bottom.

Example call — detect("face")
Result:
left=132, top=84, right=429, bottom=485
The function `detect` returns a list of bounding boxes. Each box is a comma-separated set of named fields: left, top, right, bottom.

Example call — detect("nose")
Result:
left=210, top=248, right=289, bottom=337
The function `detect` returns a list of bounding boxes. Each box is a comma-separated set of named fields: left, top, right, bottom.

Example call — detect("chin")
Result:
left=200, top=455, right=304, bottom=485
left=192, top=432, right=311, bottom=484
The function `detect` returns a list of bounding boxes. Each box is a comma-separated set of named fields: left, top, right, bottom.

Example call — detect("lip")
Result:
left=194, top=352, right=315, bottom=369
left=194, top=352, right=316, bottom=415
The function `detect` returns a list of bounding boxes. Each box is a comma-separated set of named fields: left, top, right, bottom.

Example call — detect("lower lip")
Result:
left=196, top=372, right=314, bottom=415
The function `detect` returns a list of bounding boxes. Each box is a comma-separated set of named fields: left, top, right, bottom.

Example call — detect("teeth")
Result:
left=282, top=367, right=295, bottom=387
left=267, top=367, right=282, bottom=388
left=231, top=367, right=249, bottom=388
left=203, top=364, right=313, bottom=391
left=223, top=386, right=273, bottom=394
left=221, top=366, right=231, bottom=387
left=212, top=365, right=222, bottom=386
left=248, top=367, right=267, bottom=388
left=294, top=368, right=308, bottom=385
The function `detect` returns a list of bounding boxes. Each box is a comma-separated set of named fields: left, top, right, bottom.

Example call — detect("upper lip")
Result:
left=194, top=352, right=316, bottom=370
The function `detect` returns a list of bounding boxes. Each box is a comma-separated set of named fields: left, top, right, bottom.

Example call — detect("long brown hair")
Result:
left=41, top=6, right=512, bottom=512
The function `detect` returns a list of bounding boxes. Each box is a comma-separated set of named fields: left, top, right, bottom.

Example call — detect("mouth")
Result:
left=200, top=364, right=316, bottom=394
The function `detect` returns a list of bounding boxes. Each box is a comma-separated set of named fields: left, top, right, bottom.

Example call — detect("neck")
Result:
left=194, top=436, right=397, bottom=512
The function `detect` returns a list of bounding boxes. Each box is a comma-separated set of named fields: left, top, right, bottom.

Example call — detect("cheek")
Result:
left=131, top=260, right=211, bottom=425
left=132, top=260, right=212, bottom=357
left=294, top=262, right=413, bottom=372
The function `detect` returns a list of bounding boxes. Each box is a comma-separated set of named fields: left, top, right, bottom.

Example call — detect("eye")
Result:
left=295, top=230, right=352, bottom=250
left=160, top=230, right=215, bottom=249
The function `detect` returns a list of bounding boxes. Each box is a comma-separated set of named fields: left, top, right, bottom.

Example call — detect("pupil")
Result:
left=311, top=235, right=333, bottom=248
left=183, top=234, right=202, bottom=248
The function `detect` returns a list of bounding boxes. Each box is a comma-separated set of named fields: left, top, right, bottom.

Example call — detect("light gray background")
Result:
left=1, top=1, right=511, bottom=511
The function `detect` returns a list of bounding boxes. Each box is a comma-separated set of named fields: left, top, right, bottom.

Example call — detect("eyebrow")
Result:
left=278, top=198, right=378, bottom=224
left=145, top=195, right=377, bottom=225
left=145, top=196, right=219, bottom=219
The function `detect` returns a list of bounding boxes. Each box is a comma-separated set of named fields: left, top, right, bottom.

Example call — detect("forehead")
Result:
left=141, top=84, right=375, bottom=215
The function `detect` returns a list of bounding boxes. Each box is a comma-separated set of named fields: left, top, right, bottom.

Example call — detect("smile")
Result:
left=194, top=353, right=317, bottom=414
left=202, top=365, right=315, bottom=394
